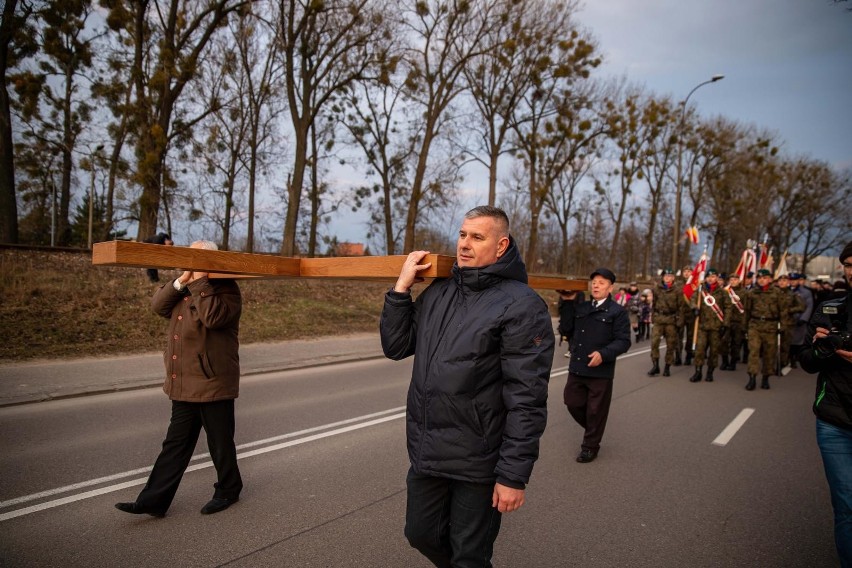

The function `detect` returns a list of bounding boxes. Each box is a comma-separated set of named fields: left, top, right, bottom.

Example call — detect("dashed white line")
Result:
left=712, top=408, right=755, bottom=446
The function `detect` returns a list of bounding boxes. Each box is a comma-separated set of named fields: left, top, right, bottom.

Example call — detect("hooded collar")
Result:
left=452, top=235, right=528, bottom=292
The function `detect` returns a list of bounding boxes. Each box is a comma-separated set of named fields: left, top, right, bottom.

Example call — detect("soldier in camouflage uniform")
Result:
left=774, top=274, right=805, bottom=369
left=689, top=268, right=729, bottom=382
left=720, top=273, right=746, bottom=371
left=743, top=268, right=785, bottom=390
left=647, top=269, right=682, bottom=377
left=678, top=265, right=696, bottom=365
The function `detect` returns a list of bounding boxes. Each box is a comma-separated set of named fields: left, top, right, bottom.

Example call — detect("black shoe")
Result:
left=663, top=364, right=671, bottom=377
left=200, top=497, right=238, bottom=515
left=761, top=376, right=770, bottom=390
left=674, top=355, right=682, bottom=366
left=689, top=366, right=702, bottom=382
left=115, top=502, right=165, bottom=518
left=647, top=361, right=660, bottom=376
left=576, top=449, right=598, bottom=463
left=685, top=354, right=693, bottom=366
left=745, top=374, right=756, bottom=391
left=705, top=367, right=714, bottom=382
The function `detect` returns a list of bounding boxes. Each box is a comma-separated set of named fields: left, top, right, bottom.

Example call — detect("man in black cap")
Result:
left=799, top=240, right=852, bottom=565
left=561, top=268, right=631, bottom=463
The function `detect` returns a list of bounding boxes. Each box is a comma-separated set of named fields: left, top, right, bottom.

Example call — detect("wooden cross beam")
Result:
left=92, top=241, right=588, bottom=291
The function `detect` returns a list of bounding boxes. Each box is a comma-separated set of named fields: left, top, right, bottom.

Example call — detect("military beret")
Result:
left=661, top=267, right=674, bottom=275
left=590, top=267, right=616, bottom=284
left=757, top=268, right=771, bottom=277
left=778, top=273, right=790, bottom=280
left=789, top=272, right=802, bottom=280
left=706, top=267, right=718, bottom=276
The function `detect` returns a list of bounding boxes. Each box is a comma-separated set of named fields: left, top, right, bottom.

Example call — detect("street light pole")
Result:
left=672, top=74, right=724, bottom=271
left=87, top=144, right=104, bottom=249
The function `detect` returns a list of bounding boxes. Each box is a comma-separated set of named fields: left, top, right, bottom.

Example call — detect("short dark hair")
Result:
left=465, top=205, right=509, bottom=237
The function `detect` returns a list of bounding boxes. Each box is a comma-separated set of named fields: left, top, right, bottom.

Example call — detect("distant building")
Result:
left=787, top=252, right=844, bottom=281
left=335, top=242, right=366, bottom=257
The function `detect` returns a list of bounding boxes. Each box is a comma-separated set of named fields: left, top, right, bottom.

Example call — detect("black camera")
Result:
left=813, top=297, right=852, bottom=358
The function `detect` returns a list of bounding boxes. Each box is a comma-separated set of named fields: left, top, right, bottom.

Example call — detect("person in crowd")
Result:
left=743, top=268, right=785, bottom=390
left=627, top=282, right=642, bottom=342
left=688, top=268, right=728, bottom=382
left=380, top=206, right=554, bottom=568
left=613, top=286, right=631, bottom=307
left=648, top=269, right=682, bottom=377
left=720, top=272, right=746, bottom=371
left=677, top=265, right=695, bottom=366
left=799, top=241, right=852, bottom=568
left=775, top=273, right=805, bottom=370
left=789, top=272, right=815, bottom=368
left=142, top=232, right=174, bottom=283
left=640, top=291, right=653, bottom=340
left=116, top=240, right=243, bottom=517
left=558, top=289, right=586, bottom=358
left=561, top=268, right=631, bottom=463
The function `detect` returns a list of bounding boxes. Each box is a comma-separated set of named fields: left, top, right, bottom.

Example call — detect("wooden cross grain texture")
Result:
left=92, top=241, right=588, bottom=291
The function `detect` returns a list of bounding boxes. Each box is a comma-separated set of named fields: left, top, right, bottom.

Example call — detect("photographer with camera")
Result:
left=800, top=240, right=852, bottom=567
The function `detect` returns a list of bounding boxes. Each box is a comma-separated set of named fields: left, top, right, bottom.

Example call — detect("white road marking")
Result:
left=712, top=408, right=755, bottom=447
left=0, top=407, right=405, bottom=522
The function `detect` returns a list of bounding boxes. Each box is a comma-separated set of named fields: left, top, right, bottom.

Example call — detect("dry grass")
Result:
left=0, top=249, right=390, bottom=362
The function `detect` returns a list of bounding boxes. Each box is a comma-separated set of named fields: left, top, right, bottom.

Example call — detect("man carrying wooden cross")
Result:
left=380, top=205, right=554, bottom=567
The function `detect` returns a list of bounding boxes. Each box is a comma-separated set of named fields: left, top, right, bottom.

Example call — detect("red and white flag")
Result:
left=684, top=250, right=707, bottom=301
left=734, top=248, right=756, bottom=281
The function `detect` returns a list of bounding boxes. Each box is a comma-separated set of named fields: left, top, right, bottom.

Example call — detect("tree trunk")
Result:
left=0, top=0, right=18, bottom=243
left=282, top=122, right=308, bottom=256
left=403, top=128, right=435, bottom=252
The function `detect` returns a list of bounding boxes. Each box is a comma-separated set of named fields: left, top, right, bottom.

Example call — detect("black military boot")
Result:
left=721, top=354, right=730, bottom=371
left=685, top=351, right=693, bottom=366
left=674, top=351, right=683, bottom=366
left=728, top=359, right=737, bottom=372
left=647, top=359, right=660, bottom=376
left=705, top=366, right=715, bottom=382
left=761, top=375, right=770, bottom=390
left=745, top=374, right=756, bottom=391
left=663, top=364, right=671, bottom=377
left=689, top=366, right=703, bottom=382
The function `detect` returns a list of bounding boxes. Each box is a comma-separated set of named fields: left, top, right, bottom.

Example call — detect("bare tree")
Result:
left=276, top=0, right=389, bottom=256
left=397, top=0, right=505, bottom=251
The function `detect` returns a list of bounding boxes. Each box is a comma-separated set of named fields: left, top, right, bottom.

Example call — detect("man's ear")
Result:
left=496, top=236, right=509, bottom=257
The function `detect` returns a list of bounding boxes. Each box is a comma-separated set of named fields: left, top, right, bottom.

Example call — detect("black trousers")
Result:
left=404, top=468, right=502, bottom=568
left=563, top=373, right=614, bottom=452
left=136, top=399, right=242, bottom=513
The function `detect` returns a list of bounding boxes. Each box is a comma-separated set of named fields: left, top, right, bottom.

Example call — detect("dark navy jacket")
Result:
left=380, top=239, right=554, bottom=488
left=564, top=296, right=631, bottom=379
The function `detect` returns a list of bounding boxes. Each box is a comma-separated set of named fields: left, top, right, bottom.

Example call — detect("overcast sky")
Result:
left=578, top=0, right=852, bottom=170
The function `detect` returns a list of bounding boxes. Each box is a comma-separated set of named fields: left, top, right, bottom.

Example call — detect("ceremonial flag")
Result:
left=685, top=226, right=700, bottom=245
left=684, top=249, right=707, bottom=301
left=734, top=248, right=756, bottom=281
left=774, top=250, right=789, bottom=279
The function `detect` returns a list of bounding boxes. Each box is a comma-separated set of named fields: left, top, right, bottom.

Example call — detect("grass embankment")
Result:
left=0, top=248, right=391, bottom=362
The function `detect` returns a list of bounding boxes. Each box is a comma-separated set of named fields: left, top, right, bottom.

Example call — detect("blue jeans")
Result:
left=817, top=419, right=852, bottom=568
left=404, top=468, right=502, bottom=568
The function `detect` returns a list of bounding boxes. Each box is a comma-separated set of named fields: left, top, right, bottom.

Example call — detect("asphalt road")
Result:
left=0, top=345, right=839, bottom=567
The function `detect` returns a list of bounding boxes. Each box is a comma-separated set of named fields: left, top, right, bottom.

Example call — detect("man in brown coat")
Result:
left=115, top=240, right=243, bottom=517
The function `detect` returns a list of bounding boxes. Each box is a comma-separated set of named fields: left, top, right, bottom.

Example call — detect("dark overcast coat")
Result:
left=380, top=239, right=554, bottom=488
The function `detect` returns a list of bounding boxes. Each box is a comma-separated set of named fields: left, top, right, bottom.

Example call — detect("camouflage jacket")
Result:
left=696, top=283, right=729, bottom=331
left=744, top=285, right=784, bottom=331
left=724, top=285, right=746, bottom=326
left=653, top=283, right=683, bottom=326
